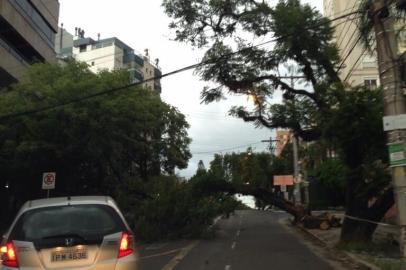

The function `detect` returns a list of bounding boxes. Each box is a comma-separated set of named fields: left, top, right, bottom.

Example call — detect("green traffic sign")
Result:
left=388, top=142, right=406, bottom=167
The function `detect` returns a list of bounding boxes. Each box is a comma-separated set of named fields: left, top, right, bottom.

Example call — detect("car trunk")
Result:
left=14, top=232, right=122, bottom=270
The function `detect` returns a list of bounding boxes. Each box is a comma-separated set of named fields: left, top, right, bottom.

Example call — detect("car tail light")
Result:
left=1, top=242, right=18, bottom=267
left=118, top=232, right=134, bottom=258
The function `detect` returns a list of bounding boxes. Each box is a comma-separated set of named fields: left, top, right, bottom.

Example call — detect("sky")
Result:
left=59, top=0, right=323, bottom=178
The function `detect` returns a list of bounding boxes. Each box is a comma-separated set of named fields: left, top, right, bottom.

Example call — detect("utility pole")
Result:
left=277, top=74, right=308, bottom=204
left=290, top=76, right=301, bottom=204
left=372, top=0, right=406, bottom=266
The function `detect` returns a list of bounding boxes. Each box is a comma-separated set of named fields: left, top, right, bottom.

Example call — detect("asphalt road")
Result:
left=139, top=210, right=336, bottom=270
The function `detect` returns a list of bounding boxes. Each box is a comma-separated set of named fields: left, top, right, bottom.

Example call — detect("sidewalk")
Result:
left=300, top=213, right=402, bottom=270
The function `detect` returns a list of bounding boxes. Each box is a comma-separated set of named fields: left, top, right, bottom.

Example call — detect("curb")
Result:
left=296, top=224, right=380, bottom=270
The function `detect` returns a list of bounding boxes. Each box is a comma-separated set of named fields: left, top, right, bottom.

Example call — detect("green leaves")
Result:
left=0, top=61, right=191, bottom=201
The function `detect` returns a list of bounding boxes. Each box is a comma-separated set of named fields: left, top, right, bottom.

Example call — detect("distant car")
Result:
left=0, top=196, right=138, bottom=270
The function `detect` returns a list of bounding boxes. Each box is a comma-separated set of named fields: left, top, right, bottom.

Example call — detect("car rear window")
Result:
left=9, top=204, right=127, bottom=243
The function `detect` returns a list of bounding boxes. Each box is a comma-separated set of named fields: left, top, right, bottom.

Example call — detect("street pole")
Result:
left=372, top=0, right=406, bottom=265
left=292, top=134, right=301, bottom=203
left=290, top=76, right=302, bottom=204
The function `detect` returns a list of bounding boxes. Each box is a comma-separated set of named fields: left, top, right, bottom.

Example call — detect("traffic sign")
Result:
left=388, top=142, right=406, bottom=167
left=273, top=175, right=294, bottom=186
left=42, top=172, right=56, bottom=190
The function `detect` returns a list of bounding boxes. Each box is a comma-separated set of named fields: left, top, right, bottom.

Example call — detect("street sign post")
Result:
left=280, top=185, right=287, bottom=192
left=274, top=175, right=293, bottom=200
left=42, top=172, right=56, bottom=198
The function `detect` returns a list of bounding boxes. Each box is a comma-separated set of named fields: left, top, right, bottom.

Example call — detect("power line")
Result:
left=191, top=142, right=264, bottom=155
left=0, top=10, right=360, bottom=121
left=336, top=16, right=362, bottom=60
left=335, top=1, right=360, bottom=48
left=337, top=35, right=363, bottom=73
left=344, top=46, right=370, bottom=82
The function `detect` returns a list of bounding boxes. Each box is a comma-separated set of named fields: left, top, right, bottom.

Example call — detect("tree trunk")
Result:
left=201, top=180, right=307, bottom=222
left=340, top=188, right=394, bottom=243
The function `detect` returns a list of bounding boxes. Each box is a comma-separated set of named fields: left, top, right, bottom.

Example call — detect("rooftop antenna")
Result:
left=144, top=48, right=149, bottom=57
left=74, top=27, right=78, bottom=36
left=97, top=33, right=100, bottom=41
left=155, top=58, right=159, bottom=67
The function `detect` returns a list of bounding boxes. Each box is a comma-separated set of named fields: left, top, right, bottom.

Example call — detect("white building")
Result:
left=55, top=28, right=162, bottom=93
left=323, top=0, right=380, bottom=87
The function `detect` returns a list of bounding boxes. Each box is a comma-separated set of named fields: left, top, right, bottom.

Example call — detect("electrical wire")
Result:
left=337, top=35, right=363, bottom=73
left=0, top=10, right=360, bottom=121
left=335, top=0, right=360, bottom=49
left=344, top=46, right=370, bottom=82
left=191, top=142, right=264, bottom=155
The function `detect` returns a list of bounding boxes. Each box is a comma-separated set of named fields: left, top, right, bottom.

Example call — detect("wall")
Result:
left=324, top=0, right=380, bottom=87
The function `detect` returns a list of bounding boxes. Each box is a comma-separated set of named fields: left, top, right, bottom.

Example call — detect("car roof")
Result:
left=21, top=196, right=117, bottom=211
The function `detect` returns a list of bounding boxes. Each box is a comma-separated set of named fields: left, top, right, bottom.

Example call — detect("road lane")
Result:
left=172, top=210, right=335, bottom=270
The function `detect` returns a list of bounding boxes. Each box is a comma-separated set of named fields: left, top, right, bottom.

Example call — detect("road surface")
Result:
left=139, top=210, right=337, bottom=270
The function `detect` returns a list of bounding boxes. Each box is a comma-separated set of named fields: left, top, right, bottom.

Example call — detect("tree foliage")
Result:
left=163, top=0, right=393, bottom=243
left=0, top=61, right=191, bottom=226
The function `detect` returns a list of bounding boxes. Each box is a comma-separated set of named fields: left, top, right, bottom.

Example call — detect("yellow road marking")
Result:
left=161, top=240, right=199, bottom=270
left=140, top=248, right=183, bottom=260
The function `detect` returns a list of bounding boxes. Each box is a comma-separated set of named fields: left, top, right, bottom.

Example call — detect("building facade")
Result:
left=56, top=28, right=162, bottom=93
left=0, top=0, right=59, bottom=88
left=323, top=0, right=380, bottom=87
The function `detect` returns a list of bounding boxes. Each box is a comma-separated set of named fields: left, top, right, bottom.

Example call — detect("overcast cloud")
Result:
left=59, top=0, right=323, bottom=178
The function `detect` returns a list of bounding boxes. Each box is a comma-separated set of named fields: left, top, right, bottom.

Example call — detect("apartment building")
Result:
left=323, top=0, right=380, bottom=87
left=0, top=0, right=59, bottom=88
left=56, top=28, right=162, bottom=93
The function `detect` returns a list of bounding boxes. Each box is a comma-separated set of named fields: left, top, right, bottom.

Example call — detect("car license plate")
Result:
left=51, top=249, right=88, bottom=262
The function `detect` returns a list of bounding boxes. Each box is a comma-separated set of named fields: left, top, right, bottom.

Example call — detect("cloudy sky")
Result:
left=59, top=0, right=323, bottom=178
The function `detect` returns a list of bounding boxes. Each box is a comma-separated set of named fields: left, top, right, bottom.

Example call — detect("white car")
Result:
left=0, top=196, right=138, bottom=269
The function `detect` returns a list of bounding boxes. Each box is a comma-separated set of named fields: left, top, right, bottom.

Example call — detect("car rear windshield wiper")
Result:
left=42, top=233, right=86, bottom=240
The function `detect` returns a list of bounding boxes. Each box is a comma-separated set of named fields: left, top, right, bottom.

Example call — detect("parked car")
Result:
left=0, top=196, right=138, bottom=269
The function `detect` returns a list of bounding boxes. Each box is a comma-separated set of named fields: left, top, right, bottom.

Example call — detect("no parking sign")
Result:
left=42, top=172, right=56, bottom=190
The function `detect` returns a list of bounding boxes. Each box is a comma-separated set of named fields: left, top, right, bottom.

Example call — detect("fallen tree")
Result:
left=163, top=0, right=393, bottom=243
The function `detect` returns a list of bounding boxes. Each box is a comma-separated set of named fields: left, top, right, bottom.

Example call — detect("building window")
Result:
left=364, top=79, right=378, bottom=88
left=79, top=45, right=87, bottom=52
left=91, top=61, right=95, bottom=66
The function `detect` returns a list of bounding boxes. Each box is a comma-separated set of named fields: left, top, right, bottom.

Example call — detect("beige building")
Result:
left=0, top=0, right=60, bottom=88
left=323, top=0, right=380, bottom=87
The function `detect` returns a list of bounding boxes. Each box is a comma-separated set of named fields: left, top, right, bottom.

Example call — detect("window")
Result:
left=91, top=61, right=95, bottom=66
left=364, top=79, right=378, bottom=88
left=79, top=45, right=87, bottom=52
left=9, top=205, right=126, bottom=247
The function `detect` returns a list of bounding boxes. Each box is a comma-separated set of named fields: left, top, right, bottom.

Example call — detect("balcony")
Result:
left=129, top=68, right=144, bottom=82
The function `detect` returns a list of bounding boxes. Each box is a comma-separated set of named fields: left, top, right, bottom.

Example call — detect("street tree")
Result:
left=0, top=61, right=191, bottom=225
left=163, top=0, right=392, bottom=243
